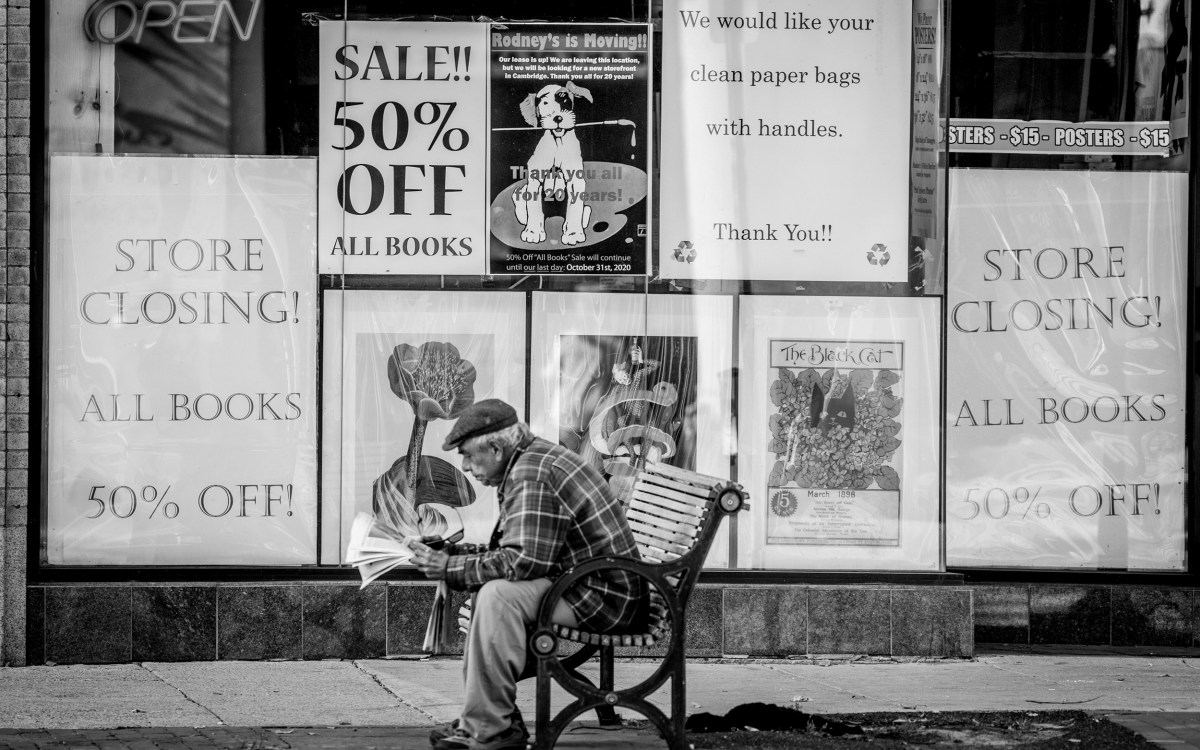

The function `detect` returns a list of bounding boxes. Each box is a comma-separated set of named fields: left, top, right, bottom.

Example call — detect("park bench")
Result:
left=522, top=460, right=749, bottom=749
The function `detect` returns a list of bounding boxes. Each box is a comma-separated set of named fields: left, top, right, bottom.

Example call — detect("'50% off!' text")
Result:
left=85, top=484, right=297, bottom=520
left=959, top=483, right=1163, bottom=521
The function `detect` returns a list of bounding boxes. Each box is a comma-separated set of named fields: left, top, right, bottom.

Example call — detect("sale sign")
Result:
left=946, top=169, right=1187, bottom=570
left=318, top=22, right=487, bottom=274
left=46, top=155, right=318, bottom=565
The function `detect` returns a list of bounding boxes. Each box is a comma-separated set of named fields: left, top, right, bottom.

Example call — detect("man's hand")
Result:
left=409, top=539, right=449, bottom=580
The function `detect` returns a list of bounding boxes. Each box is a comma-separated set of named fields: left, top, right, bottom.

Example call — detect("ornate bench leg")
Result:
left=595, top=644, right=620, bottom=726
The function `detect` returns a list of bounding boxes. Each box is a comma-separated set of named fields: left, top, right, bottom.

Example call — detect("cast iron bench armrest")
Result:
left=528, top=464, right=748, bottom=750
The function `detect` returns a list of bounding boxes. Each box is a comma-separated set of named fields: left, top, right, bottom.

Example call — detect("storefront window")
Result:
left=42, top=0, right=1187, bottom=576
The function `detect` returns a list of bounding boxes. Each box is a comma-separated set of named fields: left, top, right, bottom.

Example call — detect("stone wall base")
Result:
left=24, top=582, right=976, bottom=664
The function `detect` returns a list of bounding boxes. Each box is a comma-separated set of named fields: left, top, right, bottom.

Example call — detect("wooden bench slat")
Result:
left=631, top=484, right=707, bottom=516
left=624, top=499, right=700, bottom=530
left=628, top=518, right=696, bottom=551
left=634, top=534, right=687, bottom=559
left=637, top=472, right=717, bottom=500
left=635, top=540, right=682, bottom=563
left=627, top=497, right=704, bottom=526
left=634, top=477, right=711, bottom=506
left=631, top=497, right=705, bottom=527
left=626, top=507, right=699, bottom=537
left=645, top=461, right=730, bottom=488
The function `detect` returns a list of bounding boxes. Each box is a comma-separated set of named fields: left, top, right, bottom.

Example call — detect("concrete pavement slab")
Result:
left=0, top=664, right=215, bottom=728
left=357, top=658, right=463, bottom=724
left=145, top=661, right=432, bottom=727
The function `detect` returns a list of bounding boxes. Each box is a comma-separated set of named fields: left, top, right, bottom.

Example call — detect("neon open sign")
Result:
left=83, top=0, right=261, bottom=44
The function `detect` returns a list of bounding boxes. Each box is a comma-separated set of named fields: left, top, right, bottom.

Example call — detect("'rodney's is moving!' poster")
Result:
left=488, top=24, right=651, bottom=275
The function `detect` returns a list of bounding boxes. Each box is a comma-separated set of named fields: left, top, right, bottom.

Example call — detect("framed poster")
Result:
left=321, top=290, right=527, bottom=561
left=660, top=0, right=912, bottom=282
left=318, top=21, right=488, bottom=275
left=946, top=169, right=1187, bottom=570
left=46, top=155, right=318, bottom=565
left=488, top=24, right=652, bottom=275
left=738, top=296, right=941, bottom=570
left=530, top=292, right=734, bottom=567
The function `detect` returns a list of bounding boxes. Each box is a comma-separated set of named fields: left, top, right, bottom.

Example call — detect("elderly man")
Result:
left=410, top=398, right=645, bottom=750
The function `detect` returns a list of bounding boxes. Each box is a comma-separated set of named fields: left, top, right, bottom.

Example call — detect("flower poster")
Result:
left=739, top=296, right=940, bottom=570
left=764, top=339, right=904, bottom=546
left=530, top=292, right=734, bottom=567
left=322, top=291, right=526, bottom=562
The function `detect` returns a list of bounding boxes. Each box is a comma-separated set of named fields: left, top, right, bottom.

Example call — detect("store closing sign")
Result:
left=946, top=169, right=1186, bottom=571
left=46, top=155, right=318, bottom=565
left=318, top=22, right=487, bottom=275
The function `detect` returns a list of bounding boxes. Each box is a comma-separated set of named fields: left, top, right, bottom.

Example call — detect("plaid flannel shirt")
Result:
left=444, top=436, right=646, bottom=632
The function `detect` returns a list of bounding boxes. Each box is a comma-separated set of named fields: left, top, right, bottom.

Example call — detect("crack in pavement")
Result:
left=352, top=660, right=439, bottom=723
left=137, top=663, right=227, bottom=725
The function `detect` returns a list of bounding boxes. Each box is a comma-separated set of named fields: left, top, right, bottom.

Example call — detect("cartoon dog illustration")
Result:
left=512, top=81, right=594, bottom=245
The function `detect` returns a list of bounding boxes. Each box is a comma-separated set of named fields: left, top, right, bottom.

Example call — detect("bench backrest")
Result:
left=626, top=461, right=746, bottom=610
left=627, top=462, right=728, bottom=564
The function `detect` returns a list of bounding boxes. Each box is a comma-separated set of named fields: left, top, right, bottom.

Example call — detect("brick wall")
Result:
left=0, top=0, right=30, bottom=667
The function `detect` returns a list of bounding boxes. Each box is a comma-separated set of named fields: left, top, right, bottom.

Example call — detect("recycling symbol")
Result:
left=673, top=240, right=697, bottom=263
left=867, top=243, right=890, bottom=266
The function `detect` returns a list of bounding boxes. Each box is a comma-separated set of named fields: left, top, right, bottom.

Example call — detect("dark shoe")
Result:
left=431, top=712, right=525, bottom=747
left=431, top=720, right=528, bottom=750
left=431, top=727, right=472, bottom=750
left=429, top=719, right=461, bottom=745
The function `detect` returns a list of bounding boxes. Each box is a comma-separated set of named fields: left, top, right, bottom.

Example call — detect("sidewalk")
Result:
left=0, top=648, right=1197, bottom=748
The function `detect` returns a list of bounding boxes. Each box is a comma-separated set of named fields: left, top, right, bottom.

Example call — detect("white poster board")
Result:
left=530, top=292, right=735, bottom=567
left=46, top=155, right=318, bottom=565
left=660, top=0, right=912, bottom=282
left=322, top=290, right=527, bottom=561
left=318, top=22, right=487, bottom=275
left=738, top=296, right=941, bottom=570
left=946, top=169, right=1187, bottom=570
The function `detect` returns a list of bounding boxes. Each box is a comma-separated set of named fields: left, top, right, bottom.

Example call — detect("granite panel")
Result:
left=132, top=587, right=216, bottom=661
left=386, top=583, right=438, bottom=656
left=217, top=586, right=302, bottom=660
left=1193, top=590, right=1199, bottom=648
left=303, top=585, right=386, bottom=659
left=1112, top=588, right=1193, bottom=647
left=807, top=587, right=890, bottom=655
left=616, top=584, right=723, bottom=658
left=24, top=585, right=43, bottom=665
left=891, top=588, right=973, bottom=657
left=722, top=587, right=807, bottom=656
left=45, top=586, right=131, bottom=664
left=973, top=585, right=1030, bottom=645
left=1029, top=585, right=1110, bottom=645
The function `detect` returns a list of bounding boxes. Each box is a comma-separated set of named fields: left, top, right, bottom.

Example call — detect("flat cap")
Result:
left=442, top=398, right=519, bottom=450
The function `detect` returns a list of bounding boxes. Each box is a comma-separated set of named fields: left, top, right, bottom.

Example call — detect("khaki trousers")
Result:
left=461, top=578, right=577, bottom=743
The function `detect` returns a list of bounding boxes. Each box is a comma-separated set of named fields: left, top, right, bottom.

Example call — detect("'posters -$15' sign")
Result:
left=946, top=169, right=1186, bottom=570
left=319, top=22, right=486, bottom=274
left=46, top=155, right=318, bottom=565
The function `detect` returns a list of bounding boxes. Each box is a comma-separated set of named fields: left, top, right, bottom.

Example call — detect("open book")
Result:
left=346, top=506, right=466, bottom=654
left=346, top=505, right=465, bottom=588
